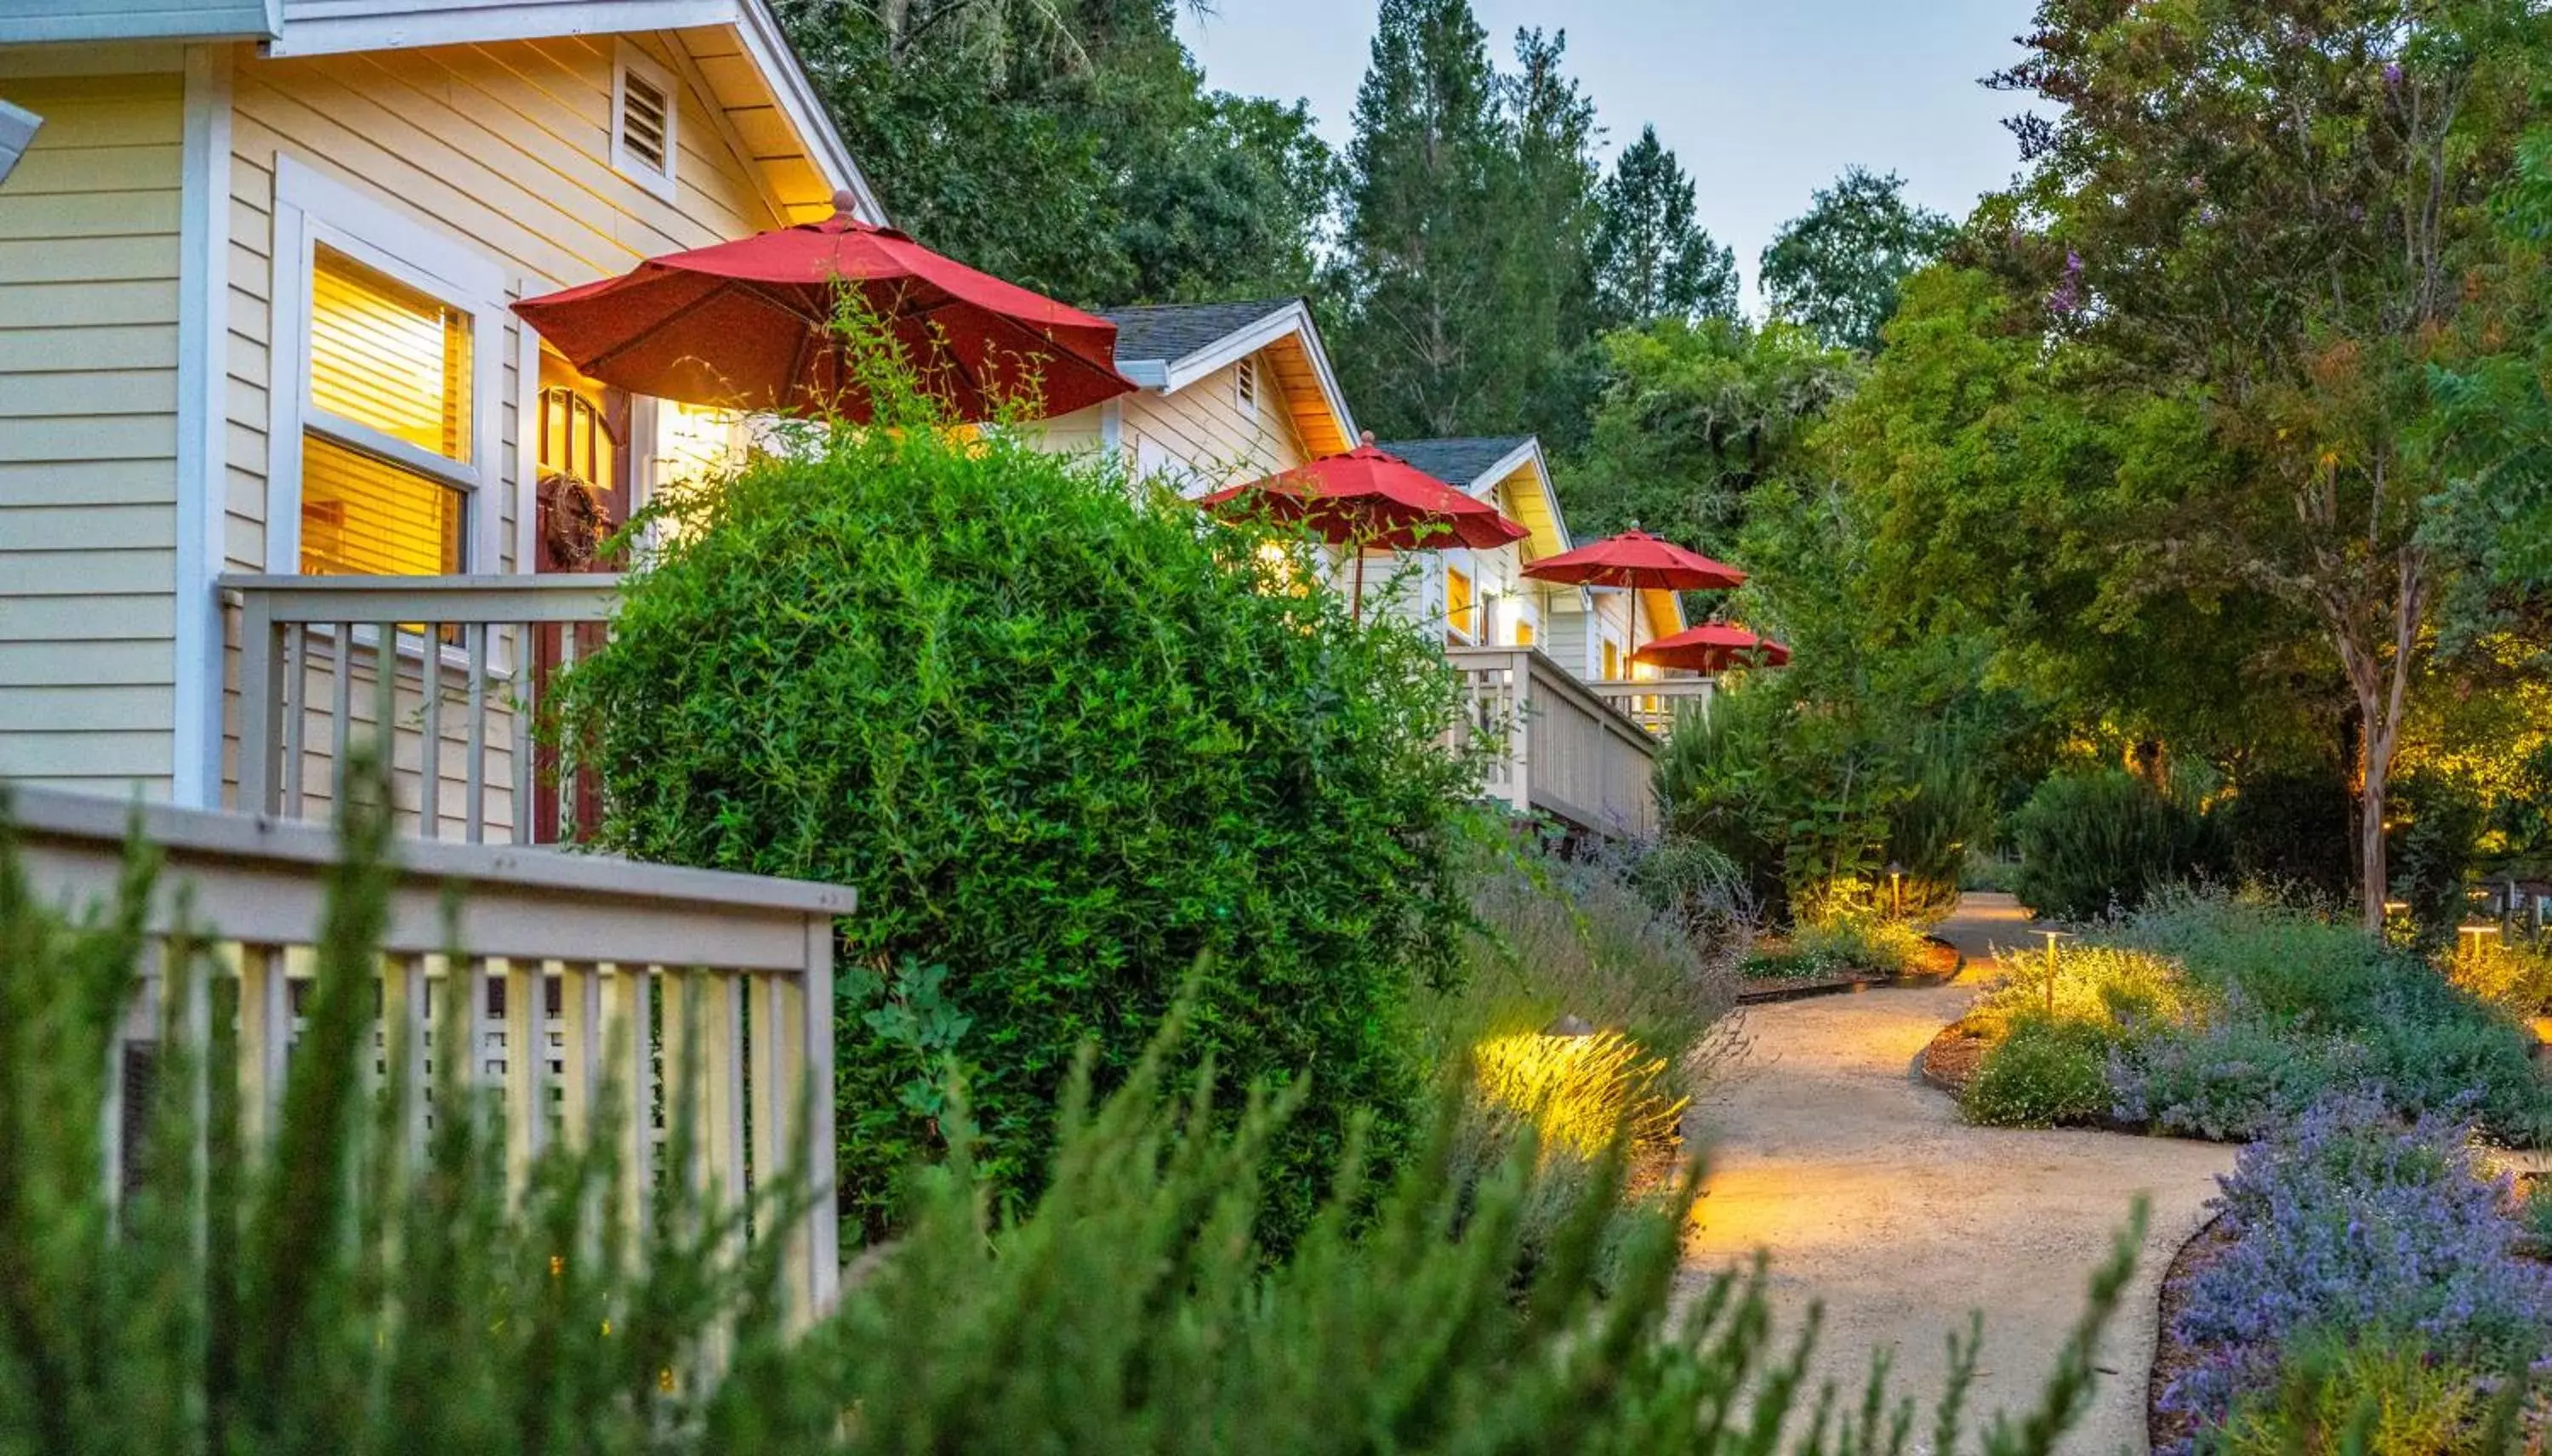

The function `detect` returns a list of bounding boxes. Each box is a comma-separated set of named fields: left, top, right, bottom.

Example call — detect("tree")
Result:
left=1330, top=10, right=1617, bottom=446
left=1496, top=27, right=1606, bottom=451
left=1330, top=0, right=1514, bottom=438
left=1592, top=125, right=1739, bottom=327
left=1813, top=266, right=2337, bottom=777
left=1989, top=0, right=2552, bottom=930
left=778, top=0, right=1334, bottom=306
left=1562, top=316, right=1858, bottom=553
left=1758, top=167, right=1957, bottom=353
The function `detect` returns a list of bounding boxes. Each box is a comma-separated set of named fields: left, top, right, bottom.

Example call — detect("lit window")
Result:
left=1603, top=640, right=1622, bottom=680
left=299, top=244, right=471, bottom=577
left=1514, top=619, right=1535, bottom=648
left=301, top=435, right=462, bottom=577
left=1447, top=566, right=1476, bottom=640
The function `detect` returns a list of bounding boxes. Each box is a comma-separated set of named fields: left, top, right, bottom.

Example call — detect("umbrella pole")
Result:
left=1627, top=587, right=1638, bottom=678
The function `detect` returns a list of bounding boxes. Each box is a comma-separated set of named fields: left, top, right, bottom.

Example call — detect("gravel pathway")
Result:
left=1683, top=895, right=2233, bottom=1454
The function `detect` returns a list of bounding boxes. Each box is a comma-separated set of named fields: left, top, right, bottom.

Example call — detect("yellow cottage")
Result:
left=0, top=0, right=870, bottom=832
left=0, top=2, right=878, bottom=1301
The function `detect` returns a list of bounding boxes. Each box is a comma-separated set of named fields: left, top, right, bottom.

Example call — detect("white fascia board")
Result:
left=734, top=0, right=886, bottom=224
left=1458, top=438, right=1543, bottom=500
left=1156, top=306, right=1300, bottom=392
left=1155, top=300, right=1358, bottom=443
left=0, top=8, right=273, bottom=46
left=1467, top=435, right=1575, bottom=549
left=1116, top=360, right=1170, bottom=390
left=262, top=1, right=740, bottom=57
left=1285, top=300, right=1356, bottom=443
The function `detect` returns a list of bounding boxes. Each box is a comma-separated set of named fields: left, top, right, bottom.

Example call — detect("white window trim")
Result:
left=612, top=38, right=680, bottom=204
left=1444, top=553, right=1479, bottom=646
left=264, top=156, right=506, bottom=579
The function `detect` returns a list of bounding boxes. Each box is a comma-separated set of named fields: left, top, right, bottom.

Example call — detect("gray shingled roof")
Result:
left=1097, top=299, right=1301, bottom=366
left=1377, top=436, right=1537, bottom=487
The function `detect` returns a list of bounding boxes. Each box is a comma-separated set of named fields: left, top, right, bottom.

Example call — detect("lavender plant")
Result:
left=2157, top=1091, right=2552, bottom=1447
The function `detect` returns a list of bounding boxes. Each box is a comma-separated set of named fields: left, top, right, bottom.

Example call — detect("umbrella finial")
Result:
left=830, top=189, right=863, bottom=219
left=1359, top=429, right=1376, bottom=447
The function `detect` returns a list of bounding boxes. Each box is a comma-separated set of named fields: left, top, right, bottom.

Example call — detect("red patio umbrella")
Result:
left=1521, top=527, right=1746, bottom=592
left=1198, top=436, right=1529, bottom=619
left=1632, top=623, right=1792, bottom=674
left=1524, top=527, right=1744, bottom=670
left=512, top=192, right=1136, bottom=423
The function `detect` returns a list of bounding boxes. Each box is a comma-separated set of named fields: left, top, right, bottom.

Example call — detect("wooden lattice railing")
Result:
left=8, top=786, right=849, bottom=1322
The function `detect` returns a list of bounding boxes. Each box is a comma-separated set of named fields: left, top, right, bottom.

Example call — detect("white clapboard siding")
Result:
left=1121, top=355, right=1310, bottom=493
left=219, top=31, right=788, bottom=810
left=0, top=72, right=185, bottom=799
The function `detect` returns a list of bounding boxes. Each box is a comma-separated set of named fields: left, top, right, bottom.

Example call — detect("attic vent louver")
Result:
left=1236, top=355, right=1258, bottom=414
left=612, top=43, right=678, bottom=202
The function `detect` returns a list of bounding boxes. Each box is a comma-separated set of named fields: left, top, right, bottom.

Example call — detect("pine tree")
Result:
left=1498, top=26, right=1605, bottom=452
left=1331, top=0, right=1513, bottom=438
left=1593, top=125, right=1739, bottom=327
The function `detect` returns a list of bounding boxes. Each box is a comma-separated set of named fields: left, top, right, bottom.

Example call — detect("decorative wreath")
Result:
left=539, top=471, right=610, bottom=569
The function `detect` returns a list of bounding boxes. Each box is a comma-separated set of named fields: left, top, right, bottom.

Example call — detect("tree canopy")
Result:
left=1592, top=125, right=1739, bottom=329
left=776, top=0, right=2552, bottom=915
left=1758, top=167, right=1957, bottom=354
left=778, top=0, right=1335, bottom=305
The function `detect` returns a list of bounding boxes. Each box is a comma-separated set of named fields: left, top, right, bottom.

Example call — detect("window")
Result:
left=1446, top=566, right=1476, bottom=641
left=1235, top=355, right=1258, bottom=416
left=1603, top=640, right=1622, bottom=681
left=269, top=158, right=503, bottom=582
left=612, top=42, right=679, bottom=202
left=1514, top=619, right=1535, bottom=648
left=299, top=244, right=472, bottom=577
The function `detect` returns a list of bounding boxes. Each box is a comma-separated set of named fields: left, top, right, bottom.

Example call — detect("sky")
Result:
left=1176, top=0, right=2048, bottom=311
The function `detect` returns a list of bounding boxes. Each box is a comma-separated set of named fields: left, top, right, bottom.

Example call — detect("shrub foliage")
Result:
left=1959, top=893, right=2552, bottom=1146
left=2008, top=770, right=2220, bottom=922
left=553, top=423, right=1481, bottom=1241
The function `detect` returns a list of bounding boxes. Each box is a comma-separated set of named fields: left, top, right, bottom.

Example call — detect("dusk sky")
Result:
left=1176, top=1, right=2048, bottom=310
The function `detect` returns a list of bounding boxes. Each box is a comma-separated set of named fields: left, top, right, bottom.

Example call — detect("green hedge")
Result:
left=551, top=424, right=1482, bottom=1243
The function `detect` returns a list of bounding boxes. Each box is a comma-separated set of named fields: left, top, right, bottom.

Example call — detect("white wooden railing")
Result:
left=1583, top=677, right=1713, bottom=739
left=226, top=573, right=621, bottom=845
left=9, top=786, right=847, bottom=1321
left=1446, top=646, right=1664, bottom=838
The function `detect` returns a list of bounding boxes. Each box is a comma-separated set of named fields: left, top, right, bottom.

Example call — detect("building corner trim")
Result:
left=173, top=44, right=234, bottom=810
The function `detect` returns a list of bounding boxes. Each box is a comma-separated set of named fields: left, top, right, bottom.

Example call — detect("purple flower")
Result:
left=2385, top=60, right=2405, bottom=89
left=2048, top=249, right=2087, bottom=317
left=2155, top=1092, right=2552, bottom=1451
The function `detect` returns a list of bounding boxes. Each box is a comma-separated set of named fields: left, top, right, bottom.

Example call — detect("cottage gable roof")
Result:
left=1379, top=435, right=1537, bottom=489
left=1097, top=297, right=1355, bottom=459
left=1102, top=299, right=1300, bottom=367
left=0, top=0, right=881, bottom=226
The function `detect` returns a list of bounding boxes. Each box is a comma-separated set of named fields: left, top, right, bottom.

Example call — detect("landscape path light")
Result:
left=2041, top=929, right=2071, bottom=1017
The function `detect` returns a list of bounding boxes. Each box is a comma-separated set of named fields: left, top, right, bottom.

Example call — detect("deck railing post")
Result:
left=801, top=914, right=838, bottom=1314
left=237, top=590, right=282, bottom=816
